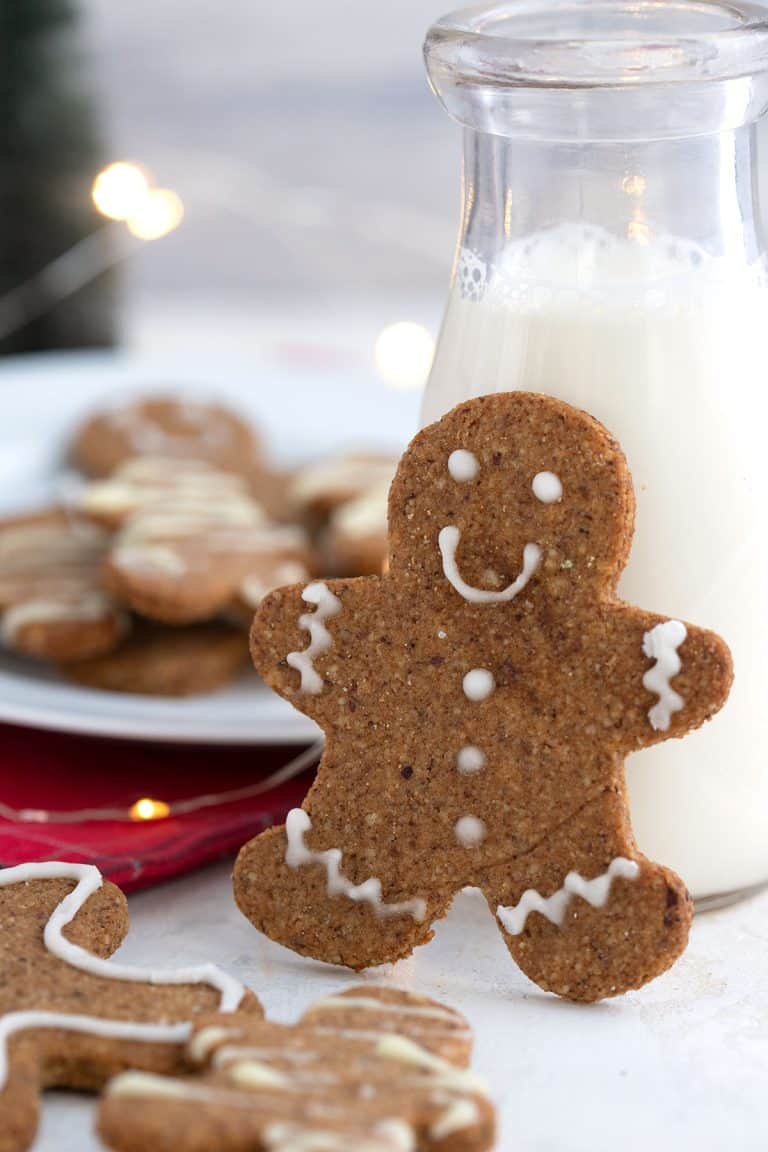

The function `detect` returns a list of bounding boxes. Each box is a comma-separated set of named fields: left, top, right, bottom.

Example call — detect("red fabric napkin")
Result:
left=0, top=723, right=315, bottom=890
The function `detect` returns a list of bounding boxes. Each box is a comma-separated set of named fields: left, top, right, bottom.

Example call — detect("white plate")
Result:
left=0, top=348, right=420, bottom=743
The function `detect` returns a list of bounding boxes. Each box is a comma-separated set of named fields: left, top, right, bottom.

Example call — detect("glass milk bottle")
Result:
left=422, top=0, right=768, bottom=903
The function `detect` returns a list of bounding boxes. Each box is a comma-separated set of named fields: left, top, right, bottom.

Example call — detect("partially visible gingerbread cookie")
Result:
left=61, top=622, right=249, bottom=696
left=325, top=480, right=389, bottom=575
left=76, top=458, right=312, bottom=624
left=0, top=511, right=128, bottom=663
left=71, top=395, right=259, bottom=478
left=99, top=985, right=494, bottom=1152
left=0, top=862, right=259, bottom=1152
left=236, top=392, right=733, bottom=1001
left=290, top=452, right=398, bottom=529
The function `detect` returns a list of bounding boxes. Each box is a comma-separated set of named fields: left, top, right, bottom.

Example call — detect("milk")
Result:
left=423, top=224, right=768, bottom=899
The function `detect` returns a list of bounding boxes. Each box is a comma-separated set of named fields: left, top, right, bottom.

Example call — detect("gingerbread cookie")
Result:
left=236, top=393, right=733, bottom=1001
left=325, top=480, right=390, bottom=575
left=0, top=861, right=259, bottom=1152
left=77, top=459, right=312, bottom=624
left=99, top=986, right=494, bottom=1152
left=71, top=395, right=259, bottom=478
left=290, top=452, right=398, bottom=529
left=0, top=511, right=128, bottom=663
left=61, top=621, right=249, bottom=696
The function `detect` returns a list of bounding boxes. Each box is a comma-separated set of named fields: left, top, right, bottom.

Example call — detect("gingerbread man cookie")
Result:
left=77, top=459, right=311, bottom=624
left=0, top=862, right=259, bottom=1152
left=236, top=393, right=733, bottom=1001
left=98, top=986, right=494, bottom=1152
left=0, top=511, right=127, bottom=663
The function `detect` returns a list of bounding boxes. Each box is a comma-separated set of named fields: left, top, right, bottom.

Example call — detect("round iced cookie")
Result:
left=71, top=395, right=259, bottom=479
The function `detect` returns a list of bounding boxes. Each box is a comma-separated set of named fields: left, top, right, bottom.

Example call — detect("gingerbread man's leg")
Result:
left=234, top=812, right=453, bottom=971
left=481, top=788, right=692, bottom=1001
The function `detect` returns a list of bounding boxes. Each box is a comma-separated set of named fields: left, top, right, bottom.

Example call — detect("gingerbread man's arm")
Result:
left=250, top=576, right=376, bottom=725
left=593, top=603, right=734, bottom=753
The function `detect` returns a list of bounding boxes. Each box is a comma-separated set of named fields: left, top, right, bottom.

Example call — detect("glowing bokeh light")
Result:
left=374, top=321, right=435, bottom=391
left=92, top=162, right=150, bottom=221
left=126, top=189, right=184, bottom=240
left=129, top=797, right=171, bottom=821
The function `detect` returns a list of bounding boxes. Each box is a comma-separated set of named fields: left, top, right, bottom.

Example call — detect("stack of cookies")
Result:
left=0, top=395, right=396, bottom=696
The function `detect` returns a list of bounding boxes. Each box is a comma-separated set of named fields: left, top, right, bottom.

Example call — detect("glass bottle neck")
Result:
left=458, top=122, right=765, bottom=276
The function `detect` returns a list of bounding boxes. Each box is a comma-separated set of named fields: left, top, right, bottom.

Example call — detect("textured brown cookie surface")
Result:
left=0, top=510, right=128, bottom=663
left=99, top=985, right=494, bottom=1152
left=236, top=392, right=733, bottom=1001
left=77, top=458, right=311, bottom=624
left=61, top=622, right=249, bottom=696
left=0, top=862, right=258, bottom=1152
left=71, top=395, right=258, bottom=478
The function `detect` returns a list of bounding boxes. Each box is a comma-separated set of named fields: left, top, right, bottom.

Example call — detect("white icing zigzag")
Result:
left=643, top=620, right=687, bottom=732
left=0, top=861, right=246, bottom=1090
left=287, top=581, right=342, bottom=695
left=284, top=809, right=427, bottom=922
left=496, top=857, right=640, bottom=936
left=438, top=526, right=541, bottom=605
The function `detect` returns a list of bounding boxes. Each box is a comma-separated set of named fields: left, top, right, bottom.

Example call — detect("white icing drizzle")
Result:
left=447, top=450, right=479, bottom=483
left=0, top=593, right=117, bottom=642
left=376, top=1035, right=488, bottom=1094
left=0, top=861, right=246, bottom=1089
left=454, top=816, right=487, bottom=848
left=307, top=997, right=460, bottom=1024
left=430, top=1097, right=481, bottom=1139
left=112, top=544, right=187, bottom=578
left=496, top=857, right=641, bottom=936
left=438, top=525, right=541, bottom=604
left=188, top=1025, right=237, bottom=1064
left=462, top=669, right=495, bottom=702
left=228, top=1061, right=292, bottom=1089
left=107, top=1070, right=227, bottom=1103
left=642, top=620, right=688, bottom=732
left=532, top=471, right=563, bottom=504
left=286, top=582, right=342, bottom=695
left=284, top=809, right=427, bottom=922
left=263, top=1122, right=409, bottom=1152
left=456, top=746, right=486, bottom=774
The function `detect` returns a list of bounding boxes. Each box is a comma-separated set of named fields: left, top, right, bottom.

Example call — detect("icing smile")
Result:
left=438, top=525, right=541, bottom=605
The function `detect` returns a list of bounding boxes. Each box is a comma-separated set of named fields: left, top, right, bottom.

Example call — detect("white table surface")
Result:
left=36, top=860, right=768, bottom=1152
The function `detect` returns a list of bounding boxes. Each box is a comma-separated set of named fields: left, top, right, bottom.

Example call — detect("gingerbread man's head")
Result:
left=388, top=392, right=634, bottom=603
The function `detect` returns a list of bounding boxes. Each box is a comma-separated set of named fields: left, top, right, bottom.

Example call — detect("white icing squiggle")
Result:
left=496, top=857, right=640, bottom=935
left=287, top=582, right=342, bottom=695
left=0, top=862, right=246, bottom=1089
left=438, top=526, right=541, bottom=604
left=642, top=620, right=687, bottom=732
left=284, top=809, right=427, bottom=922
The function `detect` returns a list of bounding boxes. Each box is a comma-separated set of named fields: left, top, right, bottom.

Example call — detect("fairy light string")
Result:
left=0, top=742, right=321, bottom=826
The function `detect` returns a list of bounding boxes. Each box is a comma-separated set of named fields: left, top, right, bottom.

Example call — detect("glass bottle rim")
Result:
left=425, top=0, right=768, bottom=89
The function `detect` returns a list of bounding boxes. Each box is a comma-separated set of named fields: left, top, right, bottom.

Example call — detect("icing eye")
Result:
left=532, top=471, right=563, bottom=504
left=448, top=450, right=479, bottom=482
